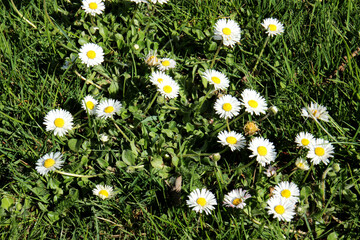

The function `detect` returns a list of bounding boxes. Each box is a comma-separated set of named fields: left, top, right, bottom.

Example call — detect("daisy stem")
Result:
left=9, top=0, right=37, bottom=29
left=144, top=91, right=159, bottom=115
left=321, top=166, right=332, bottom=203
left=75, top=71, right=103, bottom=89
left=252, top=36, right=270, bottom=75
left=55, top=170, right=103, bottom=178
left=210, top=43, right=222, bottom=69
left=302, top=163, right=314, bottom=184
left=197, top=89, right=213, bottom=112
left=234, top=159, right=256, bottom=174
left=211, top=112, right=246, bottom=137
left=226, top=118, right=231, bottom=132
left=112, top=119, right=132, bottom=143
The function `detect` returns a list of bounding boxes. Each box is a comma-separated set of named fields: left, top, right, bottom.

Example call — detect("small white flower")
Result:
left=202, top=69, right=229, bottom=91
left=248, top=137, right=277, bottom=166
left=307, top=138, right=334, bottom=165
left=149, top=71, right=172, bottom=87
left=240, top=89, right=268, bottom=116
left=150, top=0, right=168, bottom=4
left=134, top=44, right=140, bottom=49
left=301, top=102, right=330, bottom=122
left=81, top=0, right=105, bottom=16
left=213, top=19, right=241, bottom=47
left=36, top=152, right=64, bottom=176
left=269, top=106, right=279, bottom=115
left=99, top=133, right=109, bottom=143
left=223, top=188, right=251, bottom=209
left=96, top=99, right=122, bottom=119
left=157, top=78, right=180, bottom=99
left=131, top=0, right=148, bottom=3
left=272, top=181, right=300, bottom=204
left=266, top=196, right=296, bottom=222
left=295, top=132, right=315, bottom=148
left=261, top=18, right=284, bottom=37
left=144, top=50, right=160, bottom=66
left=79, top=43, right=104, bottom=67
left=81, top=95, right=98, bottom=115
left=217, top=130, right=246, bottom=151
left=44, top=109, right=74, bottom=137
left=295, top=158, right=310, bottom=170
left=92, top=184, right=114, bottom=200
left=186, top=188, right=217, bottom=215
left=264, top=166, right=277, bottom=177
left=157, top=58, right=176, bottom=71
left=214, top=95, right=241, bottom=119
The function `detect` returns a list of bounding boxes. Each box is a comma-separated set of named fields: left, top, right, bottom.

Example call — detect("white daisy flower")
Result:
left=96, top=99, right=122, bottom=119
left=213, top=19, right=241, bottom=47
left=81, top=0, right=105, bottom=16
left=214, top=95, right=241, bottom=119
left=131, top=0, right=148, bottom=3
left=44, top=109, right=74, bottom=137
left=264, top=165, right=277, bottom=177
left=202, top=69, right=230, bottom=91
left=273, top=181, right=300, bottom=204
left=240, top=89, right=268, bottom=116
left=266, top=196, right=296, bottom=222
left=157, top=78, right=180, bottom=99
left=261, top=18, right=284, bottom=37
left=149, top=71, right=172, bottom=87
left=92, top=184, right=114, bottom=200
left=81, top=95, right=98, bottom=115
left=223, top=188, right=251, bottom=209
left=35, top=152, right=64, bottom=176
left=301, top=102, right=330, bottom=122
left=307, top=138, right=334, bottom=165
left=150, top=0, right=168, bottom=4
left=145, top=50, right=160, bottom=66
left=248, top=137, right=277, bottom=167
left=99, top=133, right=109, bottom=143
left=295, top=158, right=310, bottom=170
left=157, top=58, right=176, bottom=71
left=79, top=43, right=104, bottom=67
left=186, top=188, right=217, bottom=215
left=217, top=130, right=246, bottom=151
left=295, top=132, right=315, bottom=148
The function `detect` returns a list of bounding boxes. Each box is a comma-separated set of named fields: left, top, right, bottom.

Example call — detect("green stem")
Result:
left=211, top=112, right=246, bottom=137
left=10, top=0, right=37, bottom=29
left=302, top=163, right=314, bottom=184
left=210, top=42, right=222, bottom=69
left=55, top=170, right=103, bottom=178
left=112, top=118, right=132, bottom=143
left=321, top=166, right=332, bottom=203
left=144, top=92, right=159, bottom=115
left=226, top=118, right=231, bottom=132
left=234, top=159, right=256, bottom=174
left=252, top=36, right=270, bottom=74
left=197, top=89, right=212, bottom=112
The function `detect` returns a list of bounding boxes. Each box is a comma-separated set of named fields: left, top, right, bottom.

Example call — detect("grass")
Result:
left=1, top=0, right=360, bottom=239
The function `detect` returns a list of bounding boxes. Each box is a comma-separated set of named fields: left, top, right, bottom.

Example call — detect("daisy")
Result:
left=157, top=58, right=176, bottom=71
left=149, top=71, right=172, bottom=87
left=307, top=138, right=334, bottom=165
left=145, top=50, right=160, bottom=66
left=264, top=165, right=277, bottom=177
left=244, top=121, right=260, bottom=136
left=248, top=137, right=277, bottom=166
left=96, top=99, right=122, bottom=119
left=44, top=109, right=74, bottom=137
left=269, top=106, right=279, bottom=115
left=214, top=95, right=241, bottom=119
left=157, top=78, right=180, bottom=99
left=202, top=69, right=229, bottom=91
left=79, top=43, right=104, bottom=67
left=261, top=18, right=284, bottom=37
left=240, top=89, right=268, bottom=116
left=92, top=184, right=114, bottom=200
left=301, top=102, right=330, bottom=122
left=81, top=0, right=105, bottom=16
left=223, top=188, right=251, bottom=209
left=131, top=0, right=148, bottom=3
left=36, top=152, right=64, bottom=176
left=150, top=0, right=169, bottom=4
left=186, top=188, right=217, bottom=215
left=217, top=130, right=246, bottom=151
left=99, top=133, right=109, bottom=143
left=213, top=19, right=241, bottom=47
left=295, top=157, right=310, bottom=171
left=273, top=181, right=300, bottom=204
left=295, top=132, right=315, bottom=148
left=266, top=196, right=296, bottom=222
left=82, top=95, right=98, bottom=115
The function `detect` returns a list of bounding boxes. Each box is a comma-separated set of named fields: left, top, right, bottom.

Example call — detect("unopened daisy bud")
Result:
left=269, top=106, right=279, bottom=115
left=211, top=153, right=221, bottom=162
left=145, top=50, right=159, bottom=66
left=99, top=133, right=109, bottom=142
left=244, top=121, right=260, bottom=136
left=134, top=44, right=140, bottom=50
left=333, top=163, right=341, bottom=172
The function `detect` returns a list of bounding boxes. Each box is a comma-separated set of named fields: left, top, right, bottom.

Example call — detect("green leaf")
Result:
left=68, top=138, right=82, bottom=152
left=1, top=197, right=14, bottom=210
left=122, top=150, right=136, bottom=166
left=151, top=155, right=163, bottom=169
left=109, top=81, right=119, bottom=95
left=327, top=232, right=338, bottom=240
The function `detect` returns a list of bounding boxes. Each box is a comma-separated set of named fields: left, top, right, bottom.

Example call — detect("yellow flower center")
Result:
left=315, top=147, right=325, bottom=156
left=163, top=85, right=172, bottom=94
left=211, top=76, right=221, bottom=84
left=87, top=50, right=96, bottom=59
left=281, top=189, right=291, bottom=198
left=104, top=106, right=114, bottom=113
left=54, top=118, right=65, bottom=128
left=274, top=205, right=285, bottom=214
left=269, top=24, right=277, bottom=32
left=86, top=101, right=95, bottom=110
left=196, top=197, right=207, bottom=207
left=44, top=158, right=55, bottom=168
left=248, top=100, right=258, bottom=108
left=301, top=138, right=310, bottom=146
left=222, top=27, right=232, bottom=35
left=222, top=103, right=232, bottom=111
left=297, top=162, right=304, bottom=168
left=162, top=60, right=170, bottom=66
left=226, top=136, right=237, bottom=145
left=157, top=78, right=163, bottom=83
left=89, top=2, right=98, bottom=10
left=99, top=190, right=109, bottom=198
left=232, top=198, right=242, bottom=206
left=257, top=146, right=267, bottom=156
